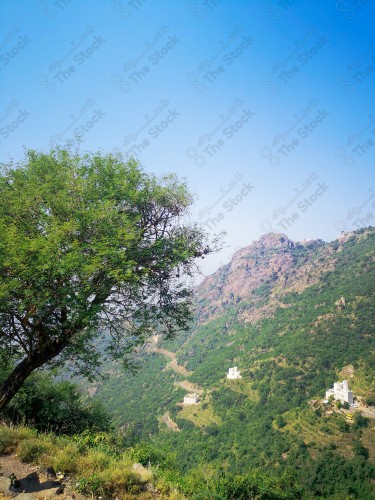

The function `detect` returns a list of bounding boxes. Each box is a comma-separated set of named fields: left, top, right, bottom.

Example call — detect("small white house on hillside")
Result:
left=184, top=393, right=200, bottom=404
left=227, top=366, right=242, bottom=379
left=325, top=380, right=353, bottom=405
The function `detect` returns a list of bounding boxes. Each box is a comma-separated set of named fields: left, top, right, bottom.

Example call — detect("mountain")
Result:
left=91, top=227, right=375, bottom=498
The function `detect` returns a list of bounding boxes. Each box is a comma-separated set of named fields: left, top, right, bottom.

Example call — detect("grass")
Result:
left=178, top=398, right=221, bottom=428
left=224, top=378, right=260, bottom=402
left=0, top=425, right=35, bottom=455
left=0, top=424, right=185, bottom=499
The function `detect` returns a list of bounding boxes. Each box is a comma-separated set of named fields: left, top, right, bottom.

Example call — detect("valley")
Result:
left=90, top=227, right=375, bottom=498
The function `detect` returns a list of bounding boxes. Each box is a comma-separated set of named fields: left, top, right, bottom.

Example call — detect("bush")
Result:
left=76, top=468, right=144, bottom=497
left=336, top=419, right=350, bottom=433
left=353, top=441, right=369, bottom=459
left=275, top=415, right=286, bottom=428
left=52, top=442, right=80, bottom=473
left=76, top=449, right=111, bottom=475
left=1, top=372, right=110, bottom=435
left=353, top=412, right=369, bottom=432
left=0, top=426, right=34, bottom=455
left=129, top=442, right=170, bottom=468
left=17, top=438, right=50, bottom=463
left=76, top=473, right=107, bottom=497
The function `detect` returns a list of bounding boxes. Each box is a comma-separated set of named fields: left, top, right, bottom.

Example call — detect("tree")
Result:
left=2, top=371, right=110, bottom=434
left=0, top=148, right=217, bottom=410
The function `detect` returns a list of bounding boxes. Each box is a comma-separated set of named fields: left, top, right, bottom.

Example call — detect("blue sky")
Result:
left=1, top=0, right=374, bottom=274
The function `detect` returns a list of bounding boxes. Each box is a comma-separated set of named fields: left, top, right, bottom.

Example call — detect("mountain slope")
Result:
left=92, top=227, right=375, bottom=498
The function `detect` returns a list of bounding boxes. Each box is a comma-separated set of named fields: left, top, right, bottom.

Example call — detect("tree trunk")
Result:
left=0, top=339, right=67, bottom=411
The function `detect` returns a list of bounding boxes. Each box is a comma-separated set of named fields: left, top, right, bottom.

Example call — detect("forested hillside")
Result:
left=91, top=228, right=375, bottom=498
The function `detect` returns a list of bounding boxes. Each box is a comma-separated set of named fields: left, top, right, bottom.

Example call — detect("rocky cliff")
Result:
left=195, top=232, right=337, bottom=325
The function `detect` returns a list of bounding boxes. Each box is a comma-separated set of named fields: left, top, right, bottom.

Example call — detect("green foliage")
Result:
left=305, top=450, right=375, bottom=498
left=352, top=411, right=369, bottom=432
left=179, top=467, right=301, bottom=499
left=352, top=441, right=369, bottom=459
left=92, top=353, right=185, bottom=440
left=251, top=282, right=271, bottom=297
left=89, top=228, right=375, bottom=498
left=17, top=437, right=50, bottom=463
left=0, top=425, right=35, bottom=454
left=0, top=147, right=214, bottom=409
left=75, top=474, right=109, bottom=497
left=129, top=442, right=172, bottom=467
left=1, top=371, right=110, bottom=435
left=336, top=418, right=350, bottom=433
left=275, top=415, right=286, bottom=428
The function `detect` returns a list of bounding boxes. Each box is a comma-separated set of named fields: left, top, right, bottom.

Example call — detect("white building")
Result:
left=227, top=366, right=242, bottom=379
left=183, top=393, right=200, bottom=404
left=325, top=380, right=353, bottom=405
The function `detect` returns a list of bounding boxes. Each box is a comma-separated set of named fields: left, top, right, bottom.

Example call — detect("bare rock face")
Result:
left=194, top=232, right=330, bottom=325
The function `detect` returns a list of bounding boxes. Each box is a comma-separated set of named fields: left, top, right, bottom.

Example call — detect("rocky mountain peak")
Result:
left=258, top=232, right=290, bottom=248
left=195, top=232, right=334, bottom=325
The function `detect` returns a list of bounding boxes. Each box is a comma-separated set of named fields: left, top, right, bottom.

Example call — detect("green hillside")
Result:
left=91, top=228, right=375, bottom=498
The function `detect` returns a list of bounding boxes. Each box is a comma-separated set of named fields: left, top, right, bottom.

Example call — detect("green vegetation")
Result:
left=1, top=216, right=374, bottom=497
left=90, top=228, right=375, bottom=498
left=0, top=370, right=109, bottom=434
left=0, top=147, right=214, bottom=411
left=0, top=424, right=303, bottom=499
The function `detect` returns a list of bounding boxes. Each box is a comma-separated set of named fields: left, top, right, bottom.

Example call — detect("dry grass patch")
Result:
left=179, top=399, right=221, bottom=428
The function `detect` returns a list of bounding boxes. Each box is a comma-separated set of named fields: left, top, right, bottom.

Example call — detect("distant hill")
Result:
left=92, top=227, right=375, bottom=498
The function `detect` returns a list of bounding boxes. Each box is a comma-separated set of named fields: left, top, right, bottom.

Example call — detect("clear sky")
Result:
left=1, top=0, right=374, bottom=274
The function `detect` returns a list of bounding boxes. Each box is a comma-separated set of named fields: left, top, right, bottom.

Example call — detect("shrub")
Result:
left=100, top=467, right=144, bottom=496
left=0, top=426, right=34, bottom=455
left=76, top=449, right=111, bottom=475
left=52, top=442, right=80, bottom=473
left=2, top=373, right=110, bottom=435
left=76, top=473, right=107, bottom=497
left=129, top=442, right=170, bottom=468
left=352, top=412, right=369, bottom=432
left=275, top=415, right=286, bottom=428
left=352, top=441, right=369, bottom=459
left=77, top=467, right=144, bottom=497
left=17, top=438, right=50, bottom=463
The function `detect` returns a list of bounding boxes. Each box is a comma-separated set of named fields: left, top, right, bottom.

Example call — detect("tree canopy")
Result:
left=0, top=148, right=214, bottom=410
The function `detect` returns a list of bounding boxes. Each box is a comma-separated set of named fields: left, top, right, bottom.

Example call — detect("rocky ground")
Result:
left=0, top=455, right=85, bottom=500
